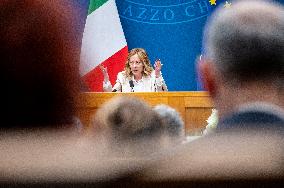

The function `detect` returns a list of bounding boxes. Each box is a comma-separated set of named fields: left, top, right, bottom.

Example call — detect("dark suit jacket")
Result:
left=217, top=110, right=284, bottom=131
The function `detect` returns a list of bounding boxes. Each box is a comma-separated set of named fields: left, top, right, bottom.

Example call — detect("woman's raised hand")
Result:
left=99, top=65, right=109, bottom=82
left=154, top=59, right=163, bottom=78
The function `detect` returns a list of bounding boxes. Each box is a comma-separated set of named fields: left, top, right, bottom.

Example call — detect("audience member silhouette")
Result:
left=93, top=96, right=165, bottom=156
left=0, top=0, right=81, bottom=129
left=153, top=104, right=185, bottom=144
left=199, top=0, right=284, bottom=131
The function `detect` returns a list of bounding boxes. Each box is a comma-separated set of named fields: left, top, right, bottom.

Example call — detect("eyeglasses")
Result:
left=129, top=61, right=143, bottom=65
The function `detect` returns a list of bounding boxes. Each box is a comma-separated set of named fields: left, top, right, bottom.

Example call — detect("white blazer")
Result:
left=103, top=71, right=168, bottom=92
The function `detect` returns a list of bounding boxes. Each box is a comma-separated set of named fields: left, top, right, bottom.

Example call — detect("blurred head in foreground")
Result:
left=199, top=0, right=284, bottom=124
left=0, top=0, right=81, bottom=129
left=94, top=96, right=165, bottom=156
left=153, top=104, right=185, bottom=144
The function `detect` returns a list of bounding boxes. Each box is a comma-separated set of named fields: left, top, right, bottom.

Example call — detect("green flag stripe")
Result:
left=88, top=0, right=109, bottom=15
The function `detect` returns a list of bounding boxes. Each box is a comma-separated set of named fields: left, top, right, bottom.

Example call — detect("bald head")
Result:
left=200, top=0, right=284, bottom=118
left=204, top=0, right=284, bottom=87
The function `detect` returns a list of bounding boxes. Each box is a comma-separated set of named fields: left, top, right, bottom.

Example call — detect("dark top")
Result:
left=217, top=110, right=284, bottom=132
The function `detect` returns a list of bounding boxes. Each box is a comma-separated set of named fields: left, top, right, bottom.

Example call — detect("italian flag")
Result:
left=80, top=0, right=128, bottom=91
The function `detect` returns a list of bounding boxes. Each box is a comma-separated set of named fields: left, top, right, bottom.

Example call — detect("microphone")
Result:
left=129, top=80, right=134, bottom=92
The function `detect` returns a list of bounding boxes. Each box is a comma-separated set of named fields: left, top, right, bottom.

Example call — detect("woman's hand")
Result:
left=99, top=65, right=109, bottom=82
left=154, top=59, right=162, bottom=78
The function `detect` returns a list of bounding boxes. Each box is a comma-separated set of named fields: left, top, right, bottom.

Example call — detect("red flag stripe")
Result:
left=82, top=46, right=128, bottom=92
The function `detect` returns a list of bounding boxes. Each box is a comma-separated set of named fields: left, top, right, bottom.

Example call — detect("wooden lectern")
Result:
left=77, top=92, right=213, bottom=134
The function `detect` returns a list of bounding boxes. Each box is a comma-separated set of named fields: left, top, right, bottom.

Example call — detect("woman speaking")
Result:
left=100, top=48, right=168, bottom=92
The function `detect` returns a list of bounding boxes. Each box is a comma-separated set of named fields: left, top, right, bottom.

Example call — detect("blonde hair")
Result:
left=124, top=48, right=153, bottom=78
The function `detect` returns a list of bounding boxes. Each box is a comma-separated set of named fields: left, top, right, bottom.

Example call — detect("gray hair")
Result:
left=204, top=0, right=284, bottom=87
left=94, top=96, right=163, bottom=144
left=94, top=96, right=165, bottom=156
left=153, top=104, right=185, bottom=138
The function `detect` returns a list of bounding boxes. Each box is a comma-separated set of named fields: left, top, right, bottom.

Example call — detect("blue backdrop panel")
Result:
left=116, top=0, right=216, bottom=91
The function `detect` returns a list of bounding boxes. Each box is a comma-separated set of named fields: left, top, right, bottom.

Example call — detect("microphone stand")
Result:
left=129, top=80, right=134, bottom=92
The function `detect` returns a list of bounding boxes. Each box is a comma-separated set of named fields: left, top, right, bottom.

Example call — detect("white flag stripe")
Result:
left=80, top=0, right=127, bottom=75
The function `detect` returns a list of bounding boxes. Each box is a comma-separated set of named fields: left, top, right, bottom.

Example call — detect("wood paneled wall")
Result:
left=77, top=92, right=214, bottom=134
